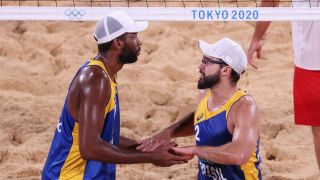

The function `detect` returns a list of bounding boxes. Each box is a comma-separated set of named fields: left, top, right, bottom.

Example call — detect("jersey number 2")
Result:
left=195, top=125, right=200, bottom=141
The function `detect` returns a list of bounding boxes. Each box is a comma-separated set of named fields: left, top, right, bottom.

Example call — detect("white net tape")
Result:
left=0, top=0, right=320, bottom=21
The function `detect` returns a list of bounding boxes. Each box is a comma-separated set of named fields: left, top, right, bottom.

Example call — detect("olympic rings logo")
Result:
left=65, top=9, right=86, bottom=19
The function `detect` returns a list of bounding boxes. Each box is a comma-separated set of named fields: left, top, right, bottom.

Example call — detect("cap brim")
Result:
left=127, top=21, right=148, bottom=33
left=198, top=40, right=219, bottom=59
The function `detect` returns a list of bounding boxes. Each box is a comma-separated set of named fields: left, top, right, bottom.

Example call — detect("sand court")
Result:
left=0, top=20, right=319, bottom=179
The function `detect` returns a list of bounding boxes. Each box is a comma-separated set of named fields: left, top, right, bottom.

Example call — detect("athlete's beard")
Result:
left=119, top=44, right=139, bottom=64
left=197, top=70, right=221, bottom=89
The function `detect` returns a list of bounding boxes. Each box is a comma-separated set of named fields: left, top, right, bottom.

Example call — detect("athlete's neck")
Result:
left=209, top=83, right=238, bottom=107
left=97, top=52, right=123, bottom=80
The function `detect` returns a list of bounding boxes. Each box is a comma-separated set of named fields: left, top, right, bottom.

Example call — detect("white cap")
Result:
left=93, top=11, right=148, bottom=44
left=198, top=38, right=247, bottom=75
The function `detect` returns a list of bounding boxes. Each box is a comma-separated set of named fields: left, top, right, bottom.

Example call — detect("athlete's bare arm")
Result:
left=68, top=66, right=190, bottom=166
left=137, top=90, right=208, bottom=152
left=173, top=95, right=260, bottom=165
left=247, top=0, right=280, bottom=68
left=119, top=136, right=139, bottom=149
left=136, top=111, right=195, bottom=152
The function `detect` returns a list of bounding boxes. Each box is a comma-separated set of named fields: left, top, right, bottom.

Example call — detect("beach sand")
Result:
left=0, top=20, right=319, bottom=179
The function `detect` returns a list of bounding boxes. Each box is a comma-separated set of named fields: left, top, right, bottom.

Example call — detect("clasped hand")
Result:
left=136, top=129, right=194, bottom=167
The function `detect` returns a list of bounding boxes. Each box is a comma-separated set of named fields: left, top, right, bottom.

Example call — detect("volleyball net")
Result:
left=0, top=0, right=320, bottom=21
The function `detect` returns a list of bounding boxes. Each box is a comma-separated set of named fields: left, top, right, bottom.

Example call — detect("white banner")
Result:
left=1, top=6, right=320, bottom=21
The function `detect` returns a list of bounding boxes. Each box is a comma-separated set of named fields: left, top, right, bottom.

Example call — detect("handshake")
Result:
left=133, top=128, right=195, bottom=167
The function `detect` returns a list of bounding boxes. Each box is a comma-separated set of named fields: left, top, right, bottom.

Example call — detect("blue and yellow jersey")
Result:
left=42, top=59, right=120, bottom=180
left=194, top=90, right=261, bottom=180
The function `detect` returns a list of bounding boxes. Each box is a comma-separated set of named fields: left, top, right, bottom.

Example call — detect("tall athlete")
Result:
left=42, top=11, right=190, bottom=179
left=247, top=0, right=320, bottom=170
left=138, top=38, right=261, bottom=179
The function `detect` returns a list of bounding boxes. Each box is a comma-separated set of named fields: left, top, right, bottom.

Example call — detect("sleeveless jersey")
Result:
left=42, top=59, right=120, bottom=180
left=194, top=90, right=261, bottom=180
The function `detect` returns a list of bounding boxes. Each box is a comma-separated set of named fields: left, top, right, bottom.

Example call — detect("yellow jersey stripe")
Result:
left=194, top=90, right=246, bottom=125
left=240, top=144, right=259, bottom=179
left=88, top=60, right=116, bottom=86
left=59, top=124, right=87, bottom=179
left=225, top=90, right=246, bottom=118
left=88, top=60, right=117, bottom=115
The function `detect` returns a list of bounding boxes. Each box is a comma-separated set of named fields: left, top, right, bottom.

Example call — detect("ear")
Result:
left=221, top=66, right=231, bottom=76
left=112, top=39, right=124, bottom=50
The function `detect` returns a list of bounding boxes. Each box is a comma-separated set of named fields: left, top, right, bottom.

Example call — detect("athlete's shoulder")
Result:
left=78, top=65, right=109, bottom=85
left=227, top=92, right=260, bottom=129
left=237, top=93, right=256, bottom=107
left=75, top=66, right=111, bottom=103
left=230, top=94, right=257, bottom=114
left=227, top=90, right=257, bottom=115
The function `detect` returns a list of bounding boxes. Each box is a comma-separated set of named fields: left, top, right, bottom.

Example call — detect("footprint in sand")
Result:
left=147, top=88, right=173, bottom=106
left=0, top=149, right=8, bottom=165
left=145, top=26, right=165, bottom=38
left=145, top=43, right=159, bottom=55
left=177, top=34, right=195, bottom=50
left=17, top=168, right=41, bottom=178
left=161, top=65, right=190, bottom=81
left=49, top=57, right=68, bottom=75
left=145, top=107, right=178, bottom=124
left=46, top=22, right=67, bottom=34
left=49, top=42, right=64, bottom=57
left=12, top=22, right=27, bottom=35
left=265, top=144, right=297, bottom=162
left=0, top=47, right=7, bottom=57
left=10, top=132, right=24, bottom=146
left=262, top=123, right=285, bottom=140
left=24, top=150, right=47, bottom=163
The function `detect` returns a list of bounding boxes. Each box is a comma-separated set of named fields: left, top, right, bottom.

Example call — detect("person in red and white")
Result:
left=247, top=0, right=320, bottom=170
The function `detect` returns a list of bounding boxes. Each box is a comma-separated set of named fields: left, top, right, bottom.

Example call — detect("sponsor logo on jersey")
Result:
left=197, top=113, right=204, bottom=120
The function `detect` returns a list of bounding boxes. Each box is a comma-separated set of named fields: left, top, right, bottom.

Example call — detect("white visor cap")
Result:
left=198, top=38, right=247, bottom=75
left=93, top=11, right=148, bottom=44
